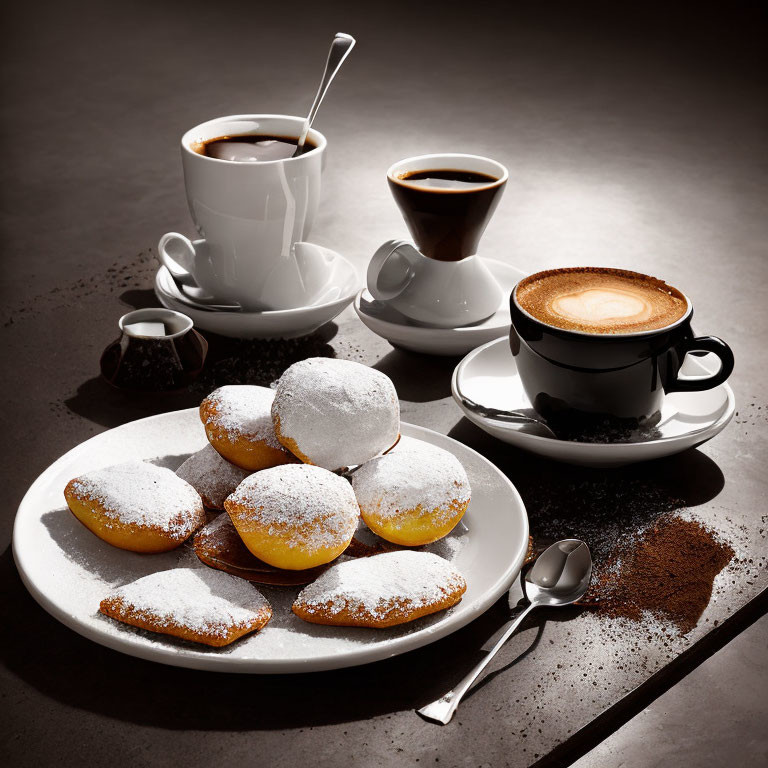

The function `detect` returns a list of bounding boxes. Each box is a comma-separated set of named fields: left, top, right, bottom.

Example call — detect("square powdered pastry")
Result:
left=100, top=568, right=272, bottom=647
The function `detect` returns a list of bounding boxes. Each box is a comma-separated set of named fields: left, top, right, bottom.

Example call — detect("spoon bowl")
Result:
left=523, top=539, right=592, bottom=606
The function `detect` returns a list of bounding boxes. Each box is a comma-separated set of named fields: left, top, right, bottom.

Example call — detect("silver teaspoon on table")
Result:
left=293, top=32, right=356, bottom=157
left=417, top=539, right=592, bottom=725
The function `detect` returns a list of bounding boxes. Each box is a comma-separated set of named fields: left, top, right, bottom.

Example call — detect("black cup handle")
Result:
left=667, top=336, right=734, bottom=393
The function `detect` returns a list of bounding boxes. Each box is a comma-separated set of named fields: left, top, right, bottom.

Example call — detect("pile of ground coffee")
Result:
left=590, top=514, right=734, bottom=633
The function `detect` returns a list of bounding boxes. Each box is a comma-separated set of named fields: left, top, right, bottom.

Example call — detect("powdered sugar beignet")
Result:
left=200, top=385, right=295, bottom=471
left=352, top=437, right=471, bottom=546
left=65, top=461, right=205, bottom=553
left=99, top=568, right=272, bottom=647
left=224, top=464, right=360, bottom=571
left=271, top=358, right=400, bottom=470
left=292, top=551, right=467, bottom=628
left=193, top=513, right=332, bottom=586
left=176, top=443, right=251, bottom=510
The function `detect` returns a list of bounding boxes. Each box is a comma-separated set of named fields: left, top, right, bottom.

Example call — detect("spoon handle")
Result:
left=296, top=32, right=356, bottom=151
left=417, top=602, right=536, bottom=725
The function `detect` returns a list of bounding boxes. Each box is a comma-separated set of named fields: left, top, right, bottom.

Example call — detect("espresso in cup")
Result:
left=387, top=155, right=507, bottom=262
left=510, top=267, right=734, bottom=439
left=515, top=268, right=688, bottom=335
left=191, top=134, right=318, bottom=163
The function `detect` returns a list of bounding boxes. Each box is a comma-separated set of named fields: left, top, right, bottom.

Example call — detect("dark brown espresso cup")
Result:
left=387, top=153, right=507, bottom=262
left=509, top=267, right=734, bottom=436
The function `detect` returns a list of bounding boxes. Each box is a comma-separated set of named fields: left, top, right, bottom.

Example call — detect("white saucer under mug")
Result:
left=154, top=244, right=359, bottom=339
left=452, top=336, right=735, bottom=467
left=355, top=259, right=525, bottom=356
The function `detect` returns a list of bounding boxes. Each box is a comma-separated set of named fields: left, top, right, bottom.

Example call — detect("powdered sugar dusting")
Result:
left=352, top=436, right=470, bottom=523
left=202, top=385, right=282, bottom=449
left=272, top=358, right=400, bottom=470
left=70, top=461, right=204, bottom=537
left=175, top=444, right=251, bottom=509
left=102, top=567, right=270, bottom=639
left=294, top=550, right=466, bottom=618
left=226, top=464, right=359, bottom=553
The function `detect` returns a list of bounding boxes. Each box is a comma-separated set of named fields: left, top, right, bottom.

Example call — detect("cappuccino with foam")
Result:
left=515, top=267, right=688, bottom=334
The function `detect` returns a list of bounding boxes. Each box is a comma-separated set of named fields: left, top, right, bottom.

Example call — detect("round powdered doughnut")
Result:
left=176, top=444, right=251, bottom=510
left=292, top=550, right=467, bottom=628
left=224, top=464, right=360, bottom=570
left=200, top=385, right=295, bottom=471
left=64, top=461, right=206, bottom=553
left=271, top=358, right=400, bottom=470
left=352, top=437, right=471, bottom=546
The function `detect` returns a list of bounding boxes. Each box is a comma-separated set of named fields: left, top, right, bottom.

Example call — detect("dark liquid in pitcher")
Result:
left=388, top=169, right=503, bottom=261
left=193, top=134, right=317, bottom=162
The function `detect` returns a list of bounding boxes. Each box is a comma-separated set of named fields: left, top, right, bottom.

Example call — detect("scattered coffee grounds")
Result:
left=545, top=411, right=663, bottom=444
left=190, top=333, right=335, bottom=395
left=591, top=514, right=734, bottom=633
left=524, top=475, right=685, bottom=567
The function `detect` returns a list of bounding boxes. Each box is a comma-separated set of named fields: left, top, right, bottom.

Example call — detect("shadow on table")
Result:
left=63, top=323, right=339, bottom=429
left=448, top=418, right=725, bottom=544
left=118, top=288, right=158, bottom=310
left=0, top=543, right=570, bottom=730
left=373, top=348, right=462, bottom=402
left=64, top=376, right=201, bottom=429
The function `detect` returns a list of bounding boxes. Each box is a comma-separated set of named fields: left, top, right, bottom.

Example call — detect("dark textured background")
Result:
left=2, top=2, right=767, bottom=766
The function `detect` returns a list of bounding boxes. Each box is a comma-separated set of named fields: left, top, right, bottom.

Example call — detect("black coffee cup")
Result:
left=509, top=268, right=734, bottom=436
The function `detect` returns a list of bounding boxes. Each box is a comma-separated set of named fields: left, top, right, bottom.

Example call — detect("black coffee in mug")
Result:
left=388, top=168, right=505, bottom=261
left=191, top=134, right=317, bottom=162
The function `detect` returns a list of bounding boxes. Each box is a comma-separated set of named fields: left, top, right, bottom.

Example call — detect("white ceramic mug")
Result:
left=367, top=240, right=504, bottom=327
left=159, top=114, right=327, bottom=311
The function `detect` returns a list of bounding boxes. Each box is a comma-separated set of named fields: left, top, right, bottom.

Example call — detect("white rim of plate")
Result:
left=452, top=336, right=736, bottom=450
left=12, top=412, right=528, bottom=673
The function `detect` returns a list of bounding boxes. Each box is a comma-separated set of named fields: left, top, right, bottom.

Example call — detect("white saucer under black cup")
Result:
left=452, top=337, right=735, bottom=467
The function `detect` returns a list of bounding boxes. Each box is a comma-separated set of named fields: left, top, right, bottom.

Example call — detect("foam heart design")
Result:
left=551, top=288, right=652, bottom=324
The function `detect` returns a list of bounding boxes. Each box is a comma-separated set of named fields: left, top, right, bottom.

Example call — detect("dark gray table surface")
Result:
left=2, top=2, right=767, bottom=766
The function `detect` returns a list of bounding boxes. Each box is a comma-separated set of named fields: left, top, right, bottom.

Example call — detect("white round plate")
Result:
left=154, top=244, right=359, bottom=339
left=354, top=259, right=525, bottom=356
left=13, top=410, right=528, bottom=674
left=452, top=337, right=735, bottom=468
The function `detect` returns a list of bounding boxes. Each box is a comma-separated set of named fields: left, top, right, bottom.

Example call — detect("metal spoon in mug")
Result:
left=417, top=539, right=592, bottom=725
left=293, top=32, right=356, bottom=157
